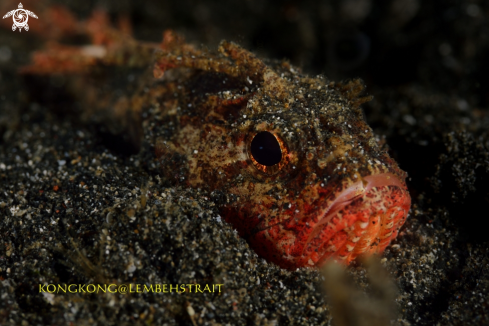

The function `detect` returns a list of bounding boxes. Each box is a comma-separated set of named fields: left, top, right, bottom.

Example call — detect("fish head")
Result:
left=219, top=75, right=411, bottom=270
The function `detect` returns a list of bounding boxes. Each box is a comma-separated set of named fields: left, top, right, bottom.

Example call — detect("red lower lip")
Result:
left=308, top=173, right=411, bottom=267
left=246, top=173, right=411, bottom=270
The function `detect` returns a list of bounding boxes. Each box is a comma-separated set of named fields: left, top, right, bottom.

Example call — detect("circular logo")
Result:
left=13, top=9, right=28, bottom=28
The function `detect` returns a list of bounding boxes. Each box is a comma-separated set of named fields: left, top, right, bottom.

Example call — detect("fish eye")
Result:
left=248, top=130, right=289, bottom=176
left=250, top=131, right=282, bottom=166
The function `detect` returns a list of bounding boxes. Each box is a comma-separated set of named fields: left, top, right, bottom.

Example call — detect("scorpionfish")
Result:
left=21, top=12, right=411, bottom=270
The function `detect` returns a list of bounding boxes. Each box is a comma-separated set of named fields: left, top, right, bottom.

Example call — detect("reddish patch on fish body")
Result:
left=247, top=176, right=410, bottom=269
left=19, top=9, right=411, bottom=270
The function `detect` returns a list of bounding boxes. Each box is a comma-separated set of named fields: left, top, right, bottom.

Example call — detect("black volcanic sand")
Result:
left=1, top=0, right=488, bottom=325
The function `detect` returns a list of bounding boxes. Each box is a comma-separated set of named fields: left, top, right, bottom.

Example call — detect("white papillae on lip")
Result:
left=305, top=173, right=405, bottom=246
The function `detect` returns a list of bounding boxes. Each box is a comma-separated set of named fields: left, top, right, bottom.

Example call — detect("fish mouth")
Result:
left=253, top=173, right=404, bottom=231
left=314, top=173, right=405, bottom=232
left=306, top=172, right=410, bottom=266
left=247, top=172, right=410, bottom=270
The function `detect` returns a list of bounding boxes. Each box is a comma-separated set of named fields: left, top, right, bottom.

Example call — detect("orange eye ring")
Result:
left=248, top=131, right=290, bottom=175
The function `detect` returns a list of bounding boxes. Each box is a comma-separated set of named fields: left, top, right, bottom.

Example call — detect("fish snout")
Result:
left=248, top=173, right=411, bottom=269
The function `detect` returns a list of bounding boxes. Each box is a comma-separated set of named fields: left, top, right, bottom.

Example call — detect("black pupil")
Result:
left=250, top=131, right=282, bottom=166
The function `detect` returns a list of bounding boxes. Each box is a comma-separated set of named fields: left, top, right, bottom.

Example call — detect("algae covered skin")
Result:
left=23, top=20, right=411, bottom=270
left=151, top=40, right=411, bottom=269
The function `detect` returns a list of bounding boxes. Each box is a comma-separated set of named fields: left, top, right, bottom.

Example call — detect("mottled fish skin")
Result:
left=150, top=40, right=411, bottom=269
left=23, top=24, right=411, bottom=269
